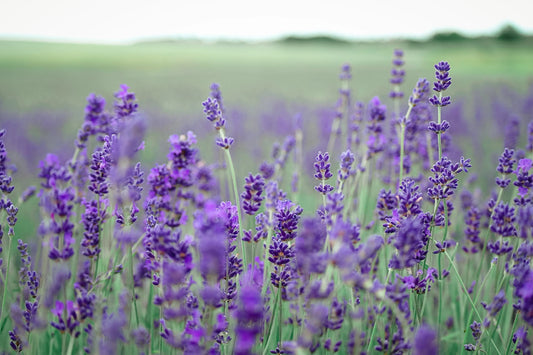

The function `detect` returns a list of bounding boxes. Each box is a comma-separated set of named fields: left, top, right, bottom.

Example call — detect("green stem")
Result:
left=129, top=245, right=140, bottom=327
left=504, top=310, right=520, bottom=355
left=437, top=92, right=443, bottom=161
left=222, top=146, right=246, bottom=268
left=398, top=105, right=413, bottom=185
left=0, top=235, right=13, bottom=323
left=65, top=334, right=75, bottom=355
left=262, top=286, right=280, bottom=355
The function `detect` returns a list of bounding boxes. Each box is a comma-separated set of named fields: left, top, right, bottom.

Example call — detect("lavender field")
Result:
left=1, top=40, right=533, bottom=354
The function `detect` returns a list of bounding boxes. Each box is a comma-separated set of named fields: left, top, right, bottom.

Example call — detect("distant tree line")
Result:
left=429, top=24, right=527, bottom=42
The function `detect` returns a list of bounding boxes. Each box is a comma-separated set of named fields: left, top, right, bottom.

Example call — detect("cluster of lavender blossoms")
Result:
left=0, top=52, right=532, bottom=355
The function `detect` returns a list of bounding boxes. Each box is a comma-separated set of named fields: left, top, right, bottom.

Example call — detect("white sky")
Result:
left=1, top=0, right=532, bottom=43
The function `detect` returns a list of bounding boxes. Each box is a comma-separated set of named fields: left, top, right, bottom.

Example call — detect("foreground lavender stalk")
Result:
left=203, top=91, right=246, bottom=268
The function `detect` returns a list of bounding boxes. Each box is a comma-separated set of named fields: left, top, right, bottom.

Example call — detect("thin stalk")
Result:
left=219, top=132, right=246, bottom=268
left=0, top=235, right=13, bottom=322
left=504, top=311, right=520, bottom=355
left=65, top=334, right=75, bottom=355
left=437, top=92, right=443, bottom=160
left=129, top=245, right=140, bottom=327
left=437, top=200, right=450, bottom=336
left=446, top=251, right=502, bottom=355
left=262, top=286, right=281, bottom=355
left=398, top=105, right=413, bottom=185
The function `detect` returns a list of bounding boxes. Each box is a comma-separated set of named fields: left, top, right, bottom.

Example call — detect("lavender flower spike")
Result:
left=314, top=151, right=334, bottom=195
left=429, top=61, right=452, bottom=107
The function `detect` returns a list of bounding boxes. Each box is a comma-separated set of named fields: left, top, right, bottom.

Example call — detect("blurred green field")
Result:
left=1, top=38, right=532, bottom=192
left=1, top=39, right=532, bottom=117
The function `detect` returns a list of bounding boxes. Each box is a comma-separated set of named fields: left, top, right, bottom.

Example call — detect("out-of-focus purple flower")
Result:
left=210, top=83, right=225, bottom=114
left=512, top=326, right=531, bottom=355
left=413, top=324, right=438, bottom=355
left=0, top=129, right=15, bottom=194
left=408, top=79, right=430, bottom=108
left=464, top=320, right=482, bottom=351
left=504, top=116, right=520, bottom=150
left=481, top=290, right=507, bottom=322
left=234, top=272, right=264, bottom=355
left=241, top=173, right=265, bottom=215
left=114, top=84, right=138, bottom=118
left=259, top=162, right=275, bottom=180
left=389, top=216, right=428, bottom=269
left=463, top=207, right=483, bottom=254
left=389, top=49, right=405, bottom=98
left=514, top=158, right=533, bottom=197
left=515, top=268, right=533, bottom=326
left=19, top=186, right=36, bottom=203
left=337, top=150, right=355, bottom=185
left=527, top=121, right=533, bottom=153
left=295, top=217, right=327, bottom=276
left=377, top=189, right=398, bottom=222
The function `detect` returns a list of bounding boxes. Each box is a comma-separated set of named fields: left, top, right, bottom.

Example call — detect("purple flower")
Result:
left=428, top=120, right=450, bottom=134
left=80, top=199, right=105, bottom=258
left=512, top=327, right=531, bottom=355
left=314, top=151, right=334, bottom=195
left=490, top=202, right=517, bottom=237
left=268, top=236, right=294, bottom=266
left=210, top=83, right=225, bottom=114
left=241, top=173, right=265, bottom=215
left=274, top=199, right=302, bottom=241
left=113, top=84, right=138, bottom=118
left=428, top=156, right=470, bottom=200
left=514, top=158, right=533, bottom=197
left=376, top=189, right=398, bottom=222
left=413, top=324, right=438, bottom=355
left=215, top=136, right=234, bottom=149
left=463, top=207, right=482, bottom=253
left=431, top=61, right=451, bottom=92
left=88, top=135, right=113, bottom=196
left=0, top=129, right=15, bottom=194
left=234, top=275, right=264, bottom=355
left=481, top=290, right=507, bottom=320
left=389, top=49, right=405, bottom=98
left=398, top=178, right=423, bottom=218
left=202, top=97, right=225, bottom=130
left=389, top=216, right=429, bottom=269
left=408, top=79, right=430, bottom=108
left=504, top=116, right=520, bottom=150
left=527, top=121, right=533, bottom=152
left=337, top=149, right=355, bottom=183
left=496, top=148, right=515, bottom=188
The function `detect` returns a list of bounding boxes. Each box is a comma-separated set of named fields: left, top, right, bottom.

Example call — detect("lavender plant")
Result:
left=0, top=53, right=532, bottom=355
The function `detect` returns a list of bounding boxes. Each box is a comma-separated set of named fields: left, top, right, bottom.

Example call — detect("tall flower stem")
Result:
left=398, top=105, right=413, bottom=185
left=437, top=91, right=443, bottom=160
left=219, top=128, right=246, bottom=268
left=0, top=234, right=13, bottom=323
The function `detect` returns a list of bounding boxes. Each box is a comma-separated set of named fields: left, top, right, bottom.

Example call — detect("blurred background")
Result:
left=1, top=0, right=533, bottom=189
